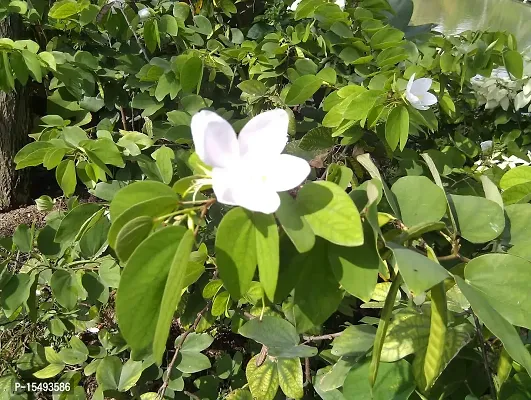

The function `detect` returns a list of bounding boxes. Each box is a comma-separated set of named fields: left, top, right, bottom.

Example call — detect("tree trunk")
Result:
left=0, top=16, right=30, bottom=211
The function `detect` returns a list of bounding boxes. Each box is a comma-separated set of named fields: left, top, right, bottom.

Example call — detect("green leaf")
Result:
left=0, top=273, right=34, bottom=317
left=192, top=14, right=213, bottom=35
left=343, top=360, right=415, bottom=399
left=391, top=176, right=447, bottom=227
left=238, top=80, right=267, bottom=96
left=62, top=126, right=87, bottom=147
left=276, top=192, right=315, bottom=253
left=246, top=355, right=279, bottom=400
left=22, top=49, right=42, bottom=83
left=297, top=181, right=363, bottom=246
left=285, top=75, right=322, bottom=106
left=456, top=276, right=531, bottom=376
left=152, top=145, right=175, bottom=184
left=215, top=207, right=257, bottom=299
left=96, top=356, right=122, bottom=391
left=331, top=325, right=377, bottom=357
left=501, top=182, right=531, bottom=205
left=500, top=166, right=531, bottom=190
left=326, top=164, right=354, bottom=191
left=385, top=105, right=409, bottom=151
left=144, top=19, right=160, bottom=53
left=293, top=240, right=343, bottom=332
left=278, top=358, right=303, bottom=399
left=504, top=50, right=524, bottom=79
left=448, top=195, right=505, bottom=243
left=115, top=216, right=154, bottom=263
left=153, top=229, right=194, bottom=363
left=117, top=359, right=143, bottom=391
left=50, top=270, right=78, bottom=310
left=43, top=148, right=66, bottom=170
left=117, top=226, right=192, bottom=361
left=317, top=67, right=337, bottom=84
left=465, top=254, right=531, bottom=329
left=390, top=245, right=450, bottom=295
left=239, top=316, right=299, bottom=350
left=370, top=27, right=405, bottom=49
left=14, top=142, right=54, bottom=169
left=33, top=363, right=66, bottom=379
left=56, top=159, right=77, bottom=197
left=502, top=204, right=531, bottom=246
left=159, top=14, right=178, bottom=36
left=299, top=127, right=335, bottom=151
left=13, top=224, right=32, bottom=252
left=226, top=389, right=253, bottom=400
left=48, top=0, right=79, bottom=19
left=110, top=180, right=178, bottom=220
left=180, top=56, right=203, bottom=93
left=328, top=222, right=381, bottom=302
left=480, top=175, right=504, bottom=208
left=55, top=203, right=103, bottom=244
left=80, top=138, right=125, bottom=168
left=251, top=213, right=279, bottom=302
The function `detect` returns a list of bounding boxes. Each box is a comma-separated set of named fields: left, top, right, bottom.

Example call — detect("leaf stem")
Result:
left=473, top=312, right=497, bottom=399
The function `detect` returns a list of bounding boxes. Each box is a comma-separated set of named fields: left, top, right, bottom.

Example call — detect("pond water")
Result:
left=411, top=0, right=531, bottom=51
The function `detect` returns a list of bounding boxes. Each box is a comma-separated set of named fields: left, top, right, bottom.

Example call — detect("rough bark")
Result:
left=0, top=16, right=30, bottom=211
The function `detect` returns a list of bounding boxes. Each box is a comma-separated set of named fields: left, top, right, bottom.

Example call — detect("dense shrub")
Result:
left=1, top=0, right=531, bottom=398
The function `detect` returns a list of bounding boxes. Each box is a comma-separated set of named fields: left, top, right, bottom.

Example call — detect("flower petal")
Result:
left=420, top=91, right=438, bottom=106
left=211, top=167, right=239, bottom=206
left=266, top=154, right=311, bottom=192
left=410, top=78, right=432, bottom=95
left=407, top=74, right=415, bottom=93
left=191, top=110, right=239, bottom=168
left=233, top=184, right=281, bottom=214
left=238, top=109, right=289, bottom=157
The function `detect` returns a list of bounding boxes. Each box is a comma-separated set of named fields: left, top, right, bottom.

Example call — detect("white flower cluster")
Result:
left=471, top=67, right=531, bottom=112
left=474, top=140, right=531, bottom=172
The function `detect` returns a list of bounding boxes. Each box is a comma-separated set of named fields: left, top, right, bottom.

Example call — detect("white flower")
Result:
left=497, top=155, right=531, bottom=169
left=87, top=327, right=100, bottom=334
left=480, top=140, right=493, bottom=153
left=138, top=8, right=150, bottom=20
left=191, top=109, right=311, bottom=214
left=288, top=0, right=302, bottom=10
left=405, top=74, right=438, bottom=111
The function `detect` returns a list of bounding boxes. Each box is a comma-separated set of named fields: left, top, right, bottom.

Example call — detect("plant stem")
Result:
left=157, top=302, right=211, bottom=398
left=302, top=332, right=342, bottom=342
left=473, top=312, right=497, bottom=399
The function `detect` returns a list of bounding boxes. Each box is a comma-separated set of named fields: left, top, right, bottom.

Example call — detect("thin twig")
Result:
left=120, top=107, right=128, bottom=130
left=302, top=332, right=342, bottom=342
left=304, top=357, right=311, bottom=387
left=183, top=391, right=201, bottom=400
left=193, top=198, right=216, bottom=237
left=119, top=7, right=150, bottom=62
left=157, top=302, right=211, bottom=398
left=473, top=312, right=497, bottom=399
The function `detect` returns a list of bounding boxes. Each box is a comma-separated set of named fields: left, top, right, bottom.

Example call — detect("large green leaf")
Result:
left=50, top=270, right=78, bottom=310
left=215, top=208, right=257, bottom=299
left=116, top=226, right=193, bottom=361
left=500, top=166, right=531, bottom=190
left=331, top=325, right=376, bottom=357
left=114, top=216, right=154, bottom=262
left=342, top=359, right=415, bottom=400
left=448, top=194, right=505, bottom=243
left=385, top=105, right=409, bottom=151
left=293, top=240, right=343, bottom=332
left=246, top=355, right=279, bottom=400
left=54, top=203, right=103, bottom=244
left=110, top=180, right=178, bottom=220
left=278, top=358, right=303, bottom=399
left=0, top=273, right=34, bottom=317
left=502, top=204, right=531, bottom=246
left=504, top=50, right=524, bottom=79
left=328, top=222, right=381, bottom=302
left=391, top=176, right=447, bottom=227
left=56, top=159, right=77, bottom=197
left=180, top=56, right=203, bottom=93
left=13, top=224, right=32, bottom=253
left=252, top=213, right=279, bottom=302
left=285, top=75, right=323, bottom=105
left=297, top=181, right=363, bottom=246
left=456, top=277, right=531, bottom=376
left=276, top=192, right=315, bottom=253
left=389, top=245, right=450, bottom=295
left=238, top=316, right=298, bottom=349
left=465, top=254, right=531, bottom=329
